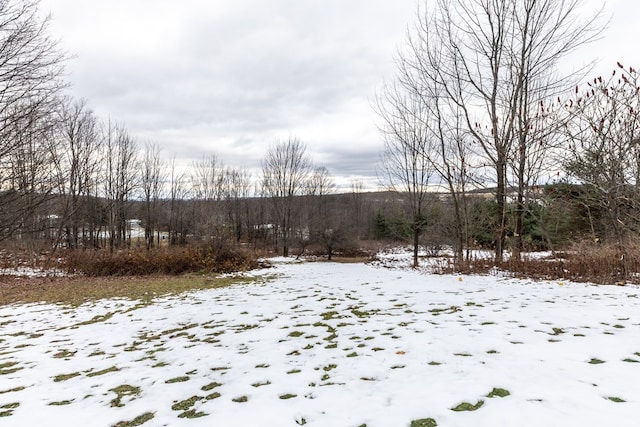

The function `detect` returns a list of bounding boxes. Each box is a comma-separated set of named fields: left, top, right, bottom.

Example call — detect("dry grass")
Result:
left=440, top=241, right=640, bottom=285
left=0, top=273, right=271, bottom=307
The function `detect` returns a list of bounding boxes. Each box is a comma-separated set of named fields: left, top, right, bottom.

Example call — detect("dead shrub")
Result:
left=438, top=240, right=640, bottom=284
left=62, top=245, right=262, bottom=277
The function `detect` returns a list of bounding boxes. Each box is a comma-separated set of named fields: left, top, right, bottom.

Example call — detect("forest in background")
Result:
left=2, top=0, right=640, bottom=283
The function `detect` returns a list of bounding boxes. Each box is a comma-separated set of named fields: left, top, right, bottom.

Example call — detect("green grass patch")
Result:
left=53, top=349, right=76, bottom=359
left=279, top=393, right=297, bottom=399
left=48, top=400, right=73, bottom=406
left=165, top=376, right=190, bottom=383
left=178, top=409, right=208, bottom=418
left=251, top=381, right=271, bottom=387
left=321, top=311, right=340, bottom=320
left=607, top=396, right=626, bottom=403
left=201, top=382, right=222, bottom=391
left=171, top=395, right=202, bottom=411
left=110, top=384, right=141, bottom=407
left=53, top=372, right=81, bottom=382
left=288, top=331, right=304, bottom=338
left=232, top=395, right=248, bottom=403
left=86, top=366, right=119, bottom=377
left=0, top=402, right=19, bottom=417
left=588, top=358, right=606, bottom=364
left=0, top=362, right=22, bottom=375
left=113, top=412, right=155, bottom=427
left=411, top=419, right=437, bottom=427
left=287, top=369, right=302, bottom=374
left=0, top=386, right=25, bottom=394
left=487, top=388, right=510, bottom=398
left=451, top=400, right=484, bottom=411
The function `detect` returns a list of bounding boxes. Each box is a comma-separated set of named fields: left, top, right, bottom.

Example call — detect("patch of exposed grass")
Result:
left=178, top=409, right=208, bottom=418
left=279, top=393, right=297, bottom=399
left=288, top=331, right=304, bottom=338
left=287, top=369, right=302, bottom=374
left=0, top=274, right=270, bottom=306
left=165, top=376, right=190, bottom=383
left=110, top=384, right=141, bottom=407
left=74, top=312, right=115, bottom=326
left=321, top=311, right=340, bottom=320
left=87, top=366, right=120, bottom=377
left=0, top=386, right=25, bottom=394
left=607, top=396, right=626, bottom=403
left=113, top=412, right=155, bottom=427
left=411, top=419, right=437, bottom=427
left=451, top=400, right=484, bottom=411
left=151, top=361, right=169, bottom=368
left=53, top=349, right=76, bottom=359
left=487, top=388, right=510, bottom=398
left=53, top=372, right=81, bottom=382
left=201, top=382, right=222, bottom=391
left=251, top=381, right=271, bottom=387
left=0, top=361, right=22, bottom=375
left=171, top=396, right=202, bottom=411
left=588, top=358, right=606, bottom=364
left=48, top=400, right=73, bottom=406
left=0, top=401, right=19, bottom=417
left=232, top=395, right=248, bottom=403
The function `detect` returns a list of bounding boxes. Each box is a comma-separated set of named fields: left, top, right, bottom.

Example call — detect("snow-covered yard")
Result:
left=2, top=256, right=640, bottom=426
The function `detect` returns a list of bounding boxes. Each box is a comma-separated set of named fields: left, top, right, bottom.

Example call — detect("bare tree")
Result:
left=191, top=154, right=226, bottom=243
left=403, top=0, right=602, bottom=261
left=0, top=0, right=66, bottom=243
left=103, top=121, right=138, bottom=250
left=377, top=81, right=434, bottom=268
left=222, top=167, right=252, bottom=243
left=261, top=137, right=312, bottom=257
left=51, top=98, right=101, bottom=249
left=140, top=142, right=165, bottom=249
left=392, top=38, right=472, bottom=266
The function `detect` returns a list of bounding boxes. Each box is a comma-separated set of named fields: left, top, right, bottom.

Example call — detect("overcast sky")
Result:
left=38, top=0, right=637, bottom=191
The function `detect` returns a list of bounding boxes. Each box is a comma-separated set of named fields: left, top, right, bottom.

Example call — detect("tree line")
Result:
left=2, top=0, right=639, bottom=278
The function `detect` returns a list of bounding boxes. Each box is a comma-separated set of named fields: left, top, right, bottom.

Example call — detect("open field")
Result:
left=1, top=255, right=640, bottom=426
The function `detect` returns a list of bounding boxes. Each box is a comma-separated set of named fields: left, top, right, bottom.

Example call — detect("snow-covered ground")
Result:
left=2, top=256, right=640, bottom=426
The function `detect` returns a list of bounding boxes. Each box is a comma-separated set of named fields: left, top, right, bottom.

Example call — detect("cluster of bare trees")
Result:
left=377, top=0, right=609, bottom=266
left=0, top=1, right=369, bottom=258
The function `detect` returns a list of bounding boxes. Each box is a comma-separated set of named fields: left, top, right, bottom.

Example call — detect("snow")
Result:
left=2, top=256, right=640, bottom=426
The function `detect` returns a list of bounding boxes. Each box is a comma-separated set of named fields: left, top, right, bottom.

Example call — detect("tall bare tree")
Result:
left=377, top=81, right=434, bottom=268
left=103, top=122, right=138, bottom=250
left=140, top=142, right=165, bottom=249
left=261, top=137, right=312, bottom=257
left=51, top=98, right=100, bottom=248
left=191, top=154, right=226, bottom=243
left=0, top=0, right=66, bottom=243
left=401, top=0, right=602, bottom=261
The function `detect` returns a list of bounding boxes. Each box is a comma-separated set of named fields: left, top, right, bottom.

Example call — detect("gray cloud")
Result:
left=39, top=0, right=633, bottom=190
left=38, top=0, right=418, bottom=189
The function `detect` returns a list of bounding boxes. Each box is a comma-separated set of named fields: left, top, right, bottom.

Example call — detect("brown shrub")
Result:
left=62, top=245, right=262, bottom=277
left=439, top=241, right=640, bottom=284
